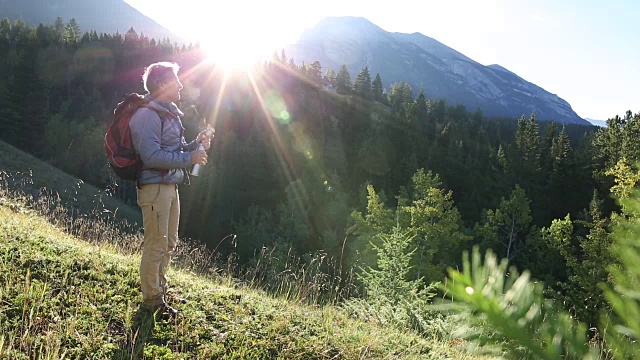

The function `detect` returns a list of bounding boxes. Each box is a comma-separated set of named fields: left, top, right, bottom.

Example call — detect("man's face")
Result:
left=158, top=73, right=183, bottom=103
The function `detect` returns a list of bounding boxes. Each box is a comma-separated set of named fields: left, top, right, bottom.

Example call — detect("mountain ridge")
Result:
left=1, top=5, right=587, bottom=125
left=285, top=16, right=588, bottom=125
left=0, top=0, right=186, bottom=44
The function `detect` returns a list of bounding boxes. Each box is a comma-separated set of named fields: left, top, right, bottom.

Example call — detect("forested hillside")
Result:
left=2, top=16, right=640, bottom=337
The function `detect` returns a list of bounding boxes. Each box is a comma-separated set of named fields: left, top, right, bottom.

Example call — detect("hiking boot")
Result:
left=157, top=304, right=179, bottom=319
left=162, top=286, right=188, bottom=305
left=144, top=303, right=179, bottom=320
left=165, top=292, right=188, bottom=305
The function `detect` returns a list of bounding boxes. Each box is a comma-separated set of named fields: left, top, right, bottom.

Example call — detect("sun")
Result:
left=124, top=0, right=305, bottom=72
left=199, top=36, right=263, bottom=73
left=171, top=4, right=297, bottom=73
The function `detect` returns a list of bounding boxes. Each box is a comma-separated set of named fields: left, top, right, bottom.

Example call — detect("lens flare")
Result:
left=465, top=286, right=475, bottom=295
left=264, top=90, right=291, bottom=124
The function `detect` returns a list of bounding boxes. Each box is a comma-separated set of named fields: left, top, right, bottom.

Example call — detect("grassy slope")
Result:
left=0, top=140, right=141, bottom=225
left=0, top=197, right=476, bottom=359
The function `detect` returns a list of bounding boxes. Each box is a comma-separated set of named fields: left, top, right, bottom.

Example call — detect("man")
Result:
left=129, top=61, right=211, bottom=317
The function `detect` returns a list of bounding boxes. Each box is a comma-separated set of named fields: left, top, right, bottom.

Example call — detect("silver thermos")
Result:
left=190, top=126, right=215, bottom=176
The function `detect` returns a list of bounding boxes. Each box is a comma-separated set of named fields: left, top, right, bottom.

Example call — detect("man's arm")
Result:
left=129, top=108, right=192, bottom=169
left=183, top=137, right=198, bottom=152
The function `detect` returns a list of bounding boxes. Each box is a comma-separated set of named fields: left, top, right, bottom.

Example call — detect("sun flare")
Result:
left=124, top=0, right=308, bottom=73
left=199, top=37, right=262, bottom=73
left=162, top=2, right=298, bottom=73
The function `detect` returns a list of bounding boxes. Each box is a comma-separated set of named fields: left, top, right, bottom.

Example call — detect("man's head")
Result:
left=142, top=62, right=183, bottom=103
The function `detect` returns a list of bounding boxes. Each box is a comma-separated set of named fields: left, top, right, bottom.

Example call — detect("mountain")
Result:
left=285, top=17, right=588, bottom=125
left=0, top=0, right=185, bottom=44
left=585, top=118, right=608, bottom=127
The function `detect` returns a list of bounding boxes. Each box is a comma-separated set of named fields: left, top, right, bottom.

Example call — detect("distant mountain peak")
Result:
left=307, top=16, right=385, bottom=35
left=319, top=16, right=378, bottom=26
left=287, top=16, right=587, bottom=125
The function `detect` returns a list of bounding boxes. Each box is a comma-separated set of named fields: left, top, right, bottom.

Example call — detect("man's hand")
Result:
left=190, top=149, right=207, bottom=165
left=196, top=129, right=214, bottom=150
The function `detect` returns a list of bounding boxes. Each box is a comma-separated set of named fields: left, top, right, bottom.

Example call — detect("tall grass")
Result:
left=241, top=246, right=357, bottom=305
left=0, top=170, right=140, bottom=252
left=0, top=170, right=354, bottom=306
left=0, top=170, right=470, bottom=359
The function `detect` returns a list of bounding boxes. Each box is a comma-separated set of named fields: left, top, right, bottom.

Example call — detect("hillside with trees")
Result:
left=2, top=17, right=640, bottom=357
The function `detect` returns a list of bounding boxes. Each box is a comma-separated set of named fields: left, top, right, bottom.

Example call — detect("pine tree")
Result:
left=513, top=114, right=542, bottom=214
left=0, top=19, right=10, bottom=50
left=80, top=31, right=90, bottom=44
left=335, top=64, right=352, bottom=95
left=324, top=68, right=336, bottom=88
left=412, top=90, right=428, bottom=124
left=441, top=245, right=591, bottom=359
left=298, top=61, right=307, bottom=75
left=371, top=73, right=384, bottom=102
left=543, top=190, right=612, bottom=325
left=541, top=125, right=574, bottom=219
left=124, top=27, right=139, bottom=45
left=413, top=90, right=434, bottom=142
left=551, top=126, right=572, bottom=176
left=540, top=121, right=557, bottom=177
left=349, top=184, right=396, bottom=269
left=497, top=144, right=508, bottom=173
left=306, top=60, right=322, bottom=82
left=347, top=225, right=437, bottom=334
left=64, top=18, right=80, bottom=44
left=53, top=17, right=64, bottom=43
left=415, top=90, right=428, bottom=113
left=388, top=81, right=413, bottom=113
left=515, top=114, right=541, bottom=169
left=398, top=169, right=469, bottom=282
left=352, top=66, right=373, bottom=100
left=605, top=158, right=640, bottom=204
left=593, top=111, right=640, bottom=180
left=359, top=227, right=424, bottom=305
left=476, top=185, right=533, bottom=261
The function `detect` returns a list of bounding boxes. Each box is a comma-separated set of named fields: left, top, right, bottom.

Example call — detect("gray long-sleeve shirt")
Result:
left=129, top=95, right=198, bottom=185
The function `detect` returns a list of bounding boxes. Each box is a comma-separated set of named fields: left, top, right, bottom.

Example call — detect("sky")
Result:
left=125, top=0, right=639, bottom=121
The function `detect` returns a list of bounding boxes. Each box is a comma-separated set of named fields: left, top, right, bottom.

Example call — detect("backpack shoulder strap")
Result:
left=114, top=93, right=146, bottom=117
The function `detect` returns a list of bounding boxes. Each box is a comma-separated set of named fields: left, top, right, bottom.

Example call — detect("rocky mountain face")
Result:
left=0, top=0, right=184, bottom=44
left=285, top=17, right=588, bottom=125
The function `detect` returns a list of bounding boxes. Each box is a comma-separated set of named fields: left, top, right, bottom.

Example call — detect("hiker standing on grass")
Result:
left=129, top=61, right=212, bottom=317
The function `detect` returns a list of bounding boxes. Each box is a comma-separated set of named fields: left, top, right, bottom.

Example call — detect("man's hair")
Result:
left=142, top=62, right=180, bottom=94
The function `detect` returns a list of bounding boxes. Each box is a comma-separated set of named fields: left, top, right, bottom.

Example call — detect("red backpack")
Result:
left=104, top=93, right=154, bottom=181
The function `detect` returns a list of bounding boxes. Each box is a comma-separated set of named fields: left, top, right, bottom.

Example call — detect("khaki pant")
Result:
left=137, top=183, right=180, bottom=307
